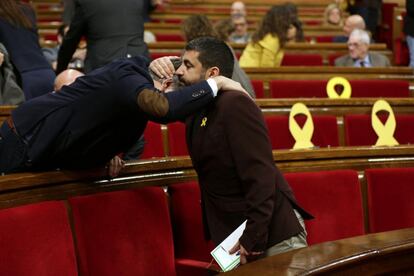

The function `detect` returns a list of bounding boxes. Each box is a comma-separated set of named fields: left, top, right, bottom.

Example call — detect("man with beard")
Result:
left=151, top=37, right=313, bottom=265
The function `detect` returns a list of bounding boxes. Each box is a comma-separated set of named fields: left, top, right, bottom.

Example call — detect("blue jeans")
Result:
left=407, top=35, right=414, bottom=68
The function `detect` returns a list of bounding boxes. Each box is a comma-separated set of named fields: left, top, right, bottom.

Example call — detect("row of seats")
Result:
left=250, top=79, right=410, bottom=98
left=1, top=167, right=413, bottom=275
left=142, top=112, right=414, bottom=158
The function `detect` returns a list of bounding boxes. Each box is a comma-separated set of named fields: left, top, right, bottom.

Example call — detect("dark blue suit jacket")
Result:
left=11, top=56, right=213, bottom=170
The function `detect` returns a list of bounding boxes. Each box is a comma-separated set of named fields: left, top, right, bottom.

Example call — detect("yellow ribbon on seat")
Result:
left=371, top=99, right=399, bottom=146
left=326, top=77, right=352, bottom=99
left=289, top=103, right=315, bottom=149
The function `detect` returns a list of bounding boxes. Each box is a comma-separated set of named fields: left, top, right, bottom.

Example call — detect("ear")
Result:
left=161, top=78, right=174, bottom=93
left=206, top=67, right=220, bottom=78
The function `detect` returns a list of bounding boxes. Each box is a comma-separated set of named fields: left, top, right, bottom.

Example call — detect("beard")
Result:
left=174, top=75, right=187, bottom=88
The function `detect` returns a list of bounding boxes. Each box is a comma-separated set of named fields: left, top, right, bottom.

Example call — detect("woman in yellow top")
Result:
left=239, top=5, right=291, bottom=67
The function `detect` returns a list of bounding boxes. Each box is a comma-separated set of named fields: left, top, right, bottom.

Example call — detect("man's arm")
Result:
left=56, top=0, right=85, bottom=74
left=137, top=76, right=246, bottom=123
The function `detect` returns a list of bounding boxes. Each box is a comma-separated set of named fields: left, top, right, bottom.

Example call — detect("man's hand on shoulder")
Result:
left=211, top=76, right=251, bottom=98
left=149, top=56, right=180, bottom=79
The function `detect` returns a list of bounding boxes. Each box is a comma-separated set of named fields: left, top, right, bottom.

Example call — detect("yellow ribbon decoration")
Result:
left=289, top=103, right=315, bottom=149
left=200, top=117, right=208, bottom=127
left=326, top=77, right=352, bottom=99
left=371, top=99, right=399, bottom=146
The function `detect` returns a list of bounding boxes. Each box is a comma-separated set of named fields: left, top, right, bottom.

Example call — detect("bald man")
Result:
left=333, top=15, right=366, bottom=43
left=54, top=69, right=84, bottom=91
left=230, top=1, right=246, bottom=17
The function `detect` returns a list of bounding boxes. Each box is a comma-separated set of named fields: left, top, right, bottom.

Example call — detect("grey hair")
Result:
left=350, top=28, right=370, bottom=45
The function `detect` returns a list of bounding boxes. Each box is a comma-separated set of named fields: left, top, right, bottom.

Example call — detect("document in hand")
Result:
left=210, top=220, right=247, bottom=272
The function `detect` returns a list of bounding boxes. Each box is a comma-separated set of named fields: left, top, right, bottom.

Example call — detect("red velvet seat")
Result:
left=141, top=121, right=165, bottom=159
left=328, top=53, right=343, bottom=65
left=344, top=114, right=414, bottom=146
left=69, top=187, right=176, bottom=276
left=251, top=79, right=264, bottom=98
left=366, top=167, right=414, bottom=233
left=285, top=170, right=365, bottom=245
left=264, top=115, right=339, bottom=149
left=169, top=181, right=216, bottom=276
left=350, top=79, right=409, bottom=97
left=0, top=201, right=78, bottom=275
left=394, top=37, right=410, bottom=66
left=270, top=80, right=326, bottom=98
left=155, top=34, right=185, bottom=42
left=269, top=79, right=410, bottom=98
left=377, top=3, right=398, bottom=49
left=315, top=36, right=334, bottom=42
left=167, top=122, right=188, bottom=156
left=281, top=54, right=323, bottom=66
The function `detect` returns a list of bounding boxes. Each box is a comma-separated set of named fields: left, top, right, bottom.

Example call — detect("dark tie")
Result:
left=360, top=60, right=365, bottom=67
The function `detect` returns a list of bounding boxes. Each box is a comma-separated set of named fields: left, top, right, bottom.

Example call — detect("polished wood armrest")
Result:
left=224, top=228, right=414, bottom=275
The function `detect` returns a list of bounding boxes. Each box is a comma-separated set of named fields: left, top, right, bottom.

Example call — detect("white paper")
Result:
left=210, top=220, right=247, bottom=272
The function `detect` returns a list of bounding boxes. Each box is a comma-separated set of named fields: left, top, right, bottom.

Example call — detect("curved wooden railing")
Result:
left=1, top=145, right=414, bottom=209
left=224, top=227, right=414, bottom=275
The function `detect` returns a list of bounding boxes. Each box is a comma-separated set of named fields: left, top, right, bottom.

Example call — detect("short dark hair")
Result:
left=185, top=37, right=234, bottom=78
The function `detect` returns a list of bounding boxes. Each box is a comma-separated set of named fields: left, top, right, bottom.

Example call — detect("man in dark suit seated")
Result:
left=0, top=56, right=244, bottom=175
left=151, top=37, right=313, bottom=265
left=335, top=28, right=390, bottom=67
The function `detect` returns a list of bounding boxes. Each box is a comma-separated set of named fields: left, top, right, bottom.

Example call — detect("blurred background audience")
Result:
left=0, top=0, right=55, bottom=100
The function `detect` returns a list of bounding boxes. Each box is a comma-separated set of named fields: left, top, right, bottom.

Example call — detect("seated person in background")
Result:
left=0, top=56, right=245, bottom=175
left=333, top=14, right=366, bottom=42
left=230, top=1, right=247, bottom=17
left=54, top=69, right=84, bottom=91
left=182, top=15, right=255, bottom=98
left=182, top=15, right=217, bottom=42
left=0, top=44, right=25, bottom=105
left=283, top=2, right=304, bottom=42
left=239, top=5, right=291, bottom=67
left=324, top=4, right=344, bottom=26
left=42, top=24, right=86, bottom=70
left=229, top=15, right=251, bottom=44
left=335, top=28, right=390, bottom=67
left=214, top=18, right=235, bottom=42
left=151, top=37, right=313, bottom=264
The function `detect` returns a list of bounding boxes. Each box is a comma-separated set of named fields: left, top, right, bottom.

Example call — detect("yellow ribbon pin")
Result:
left=289, top=103, right=315, bottom=149
left=326, top=77, right=352, bottom=99
left=371, top=99, right=399, bottom=146
left=200, top=117, right=208, bottom=127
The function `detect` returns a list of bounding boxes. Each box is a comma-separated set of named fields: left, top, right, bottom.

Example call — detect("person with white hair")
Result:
left=335, top=28, right=390, bottom=67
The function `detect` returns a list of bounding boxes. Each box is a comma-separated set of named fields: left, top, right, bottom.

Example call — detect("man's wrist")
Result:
left=207, top=78, right=219, bottom=97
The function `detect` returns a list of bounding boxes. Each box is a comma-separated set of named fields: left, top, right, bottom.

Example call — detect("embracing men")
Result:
left=151, top=37, right=312, bottom=264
